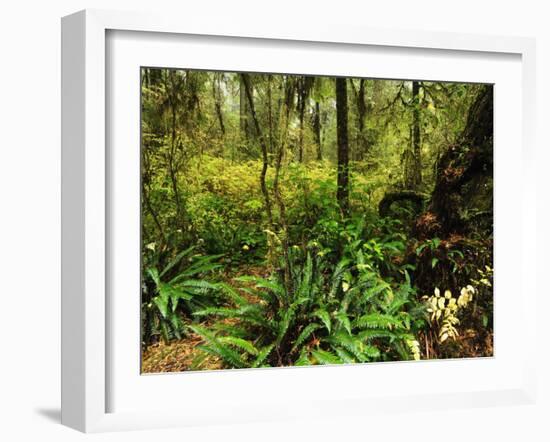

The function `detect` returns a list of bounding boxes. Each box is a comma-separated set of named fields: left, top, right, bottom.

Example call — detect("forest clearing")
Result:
left=140, top=68, right=493, bottom=373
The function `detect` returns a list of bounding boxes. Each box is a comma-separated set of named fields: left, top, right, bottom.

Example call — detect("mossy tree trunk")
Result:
left=417, top=85, right=493, bottom=237
left=336, top=77, right=350, bottom=218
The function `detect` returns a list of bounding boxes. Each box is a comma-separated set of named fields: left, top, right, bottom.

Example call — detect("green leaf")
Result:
left=357, top=329, right=396, bottom=341
left=333, top=346, right=355, bottom=363
left=335, top=312, right=352, bottom=335
left=215, top=282, right=248, bottom=306
left=355, top=313, right=402, bottom=330
left=146, top=267, right=160, bottom=287
left=153, top=294, right=169, bottom=318
left=252, top=344, right=275, bottom=368
left=217, top=336, right=259, bottom=355
left=312, top=349, right=342, bottom=365
left=292, top=323, right=322, bottom=352
left=189, top=325, right=245, bottom=368
left=295, top=349, right=311, bottom=366
left=313, top=309, right=331, bottom=332
left=159, top=246, right=195, bottom=278
left=276, top=308, right=295, bottom=344
left=431, top=258, right=439, bottom=268
left=362, top=345, right=381, bottom=359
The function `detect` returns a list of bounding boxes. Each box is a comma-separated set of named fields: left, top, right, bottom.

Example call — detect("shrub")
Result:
left=141, top=246, right=223, bottom=344
left=190, top=247, right=423, bottom=369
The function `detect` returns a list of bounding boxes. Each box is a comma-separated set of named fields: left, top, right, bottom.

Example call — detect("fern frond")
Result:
left=313, top=309, right=331, bottom=332
left=312, top=349, right=342, bottom=365
left=326, top=332, right=366, bottom=362
left=296, top=253, right=313, bottom=299
left=332, top=346, right=356, bottom=363
left=234, top=275, right=285, bottom=295
left=276, top=308, right=296, bottom=344
left=215, top=282, right=248, bottom=306
left=354, top=313, right=402, bottom=330
left=189, top=325, right=245, bottom=368
left=329, top=258, right=351, bottom=298
left=335, top=311, right=352, bottom=335
left=159, top=246, right=195, bottom=278
left=169, top=254, right=223, bottom=283
left=361, top=344, right=381, bottom=359
left=211, top=323, right=250, bottom=338
left=295, top=349, right=312, bottom=366
left=357, top=329, right=396, bottom=341
left=292, top=323, right=322, bottom=352
left=147, top=267, right=161, bottom=286
left=217, top=336, right=259, bottom=355
left=252, top=344, right=275, bottom=368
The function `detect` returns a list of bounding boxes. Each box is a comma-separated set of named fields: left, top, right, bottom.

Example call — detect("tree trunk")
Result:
left=297, top=76, right=313, bottom=162
left=239, top=74, right=254, bottom=141
left=212, top=73, right=225, bottom=136
left=241, top=74, right=273, bottom=226
left=417, top=85, right=493, bottom=237
left=335, top=78, right=350, bottom=218
left=412, top=81, right=422, bottom=187
left=356, top=79, right=367, bottom=160
left=313, top=100, right=322, bottom=160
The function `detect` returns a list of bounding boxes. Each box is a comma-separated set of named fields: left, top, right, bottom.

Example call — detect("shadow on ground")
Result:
left=35, top=408, right=61, bottom=423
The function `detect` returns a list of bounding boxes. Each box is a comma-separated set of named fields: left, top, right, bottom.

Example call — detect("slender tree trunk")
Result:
left=241, top=74, right=273, bottom=226
left=298, top=108, right=305, bottom=162
left=239, top=75, right=250, bottom=140
left=356, top=79, right=367, bottom=160
left=161, top=71, right=188, bottom=238
left=167, top=73, right=183, bottom=229
left=335, top=78, right=350, bottom=218
left=412, top=81, right=422, bottom=187
left=212, top=74, right=225, bottom=136
left=267, top=75, right=274, bottom=155
left=296, top=76, right=314, bottom=163
left=313, top=100, right=322, bottom=160
left=142, top=150, right=166, bottom=246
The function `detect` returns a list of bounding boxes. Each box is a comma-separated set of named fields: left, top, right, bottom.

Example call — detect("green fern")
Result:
left=292, top=323, right=322, bottom=352
left=142, top=251, right=222, bottom=343
left=354, top=313, right=403, bottom=330
left=312, top=349, right=342, bottom=365
left=189, top=250, right=423, bottom=369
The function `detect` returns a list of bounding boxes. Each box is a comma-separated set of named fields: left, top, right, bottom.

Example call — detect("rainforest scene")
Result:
left=140, top=68, right=493, bottom=373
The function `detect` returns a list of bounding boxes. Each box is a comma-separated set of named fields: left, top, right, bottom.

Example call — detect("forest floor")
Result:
left=142, top=259, right=493, bottom=373
left=142, top=328, right=493, bottom=373
left=142, top=264, right=270, bottom=373
left=142, top=332, right=222, bottom=373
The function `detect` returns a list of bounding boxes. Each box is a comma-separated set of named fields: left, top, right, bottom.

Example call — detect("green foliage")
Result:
left=190, top=244, right=423, bottom=368
left=141, top=247, right=222, bottom=344
left=140, top=69, right=493, bottom=371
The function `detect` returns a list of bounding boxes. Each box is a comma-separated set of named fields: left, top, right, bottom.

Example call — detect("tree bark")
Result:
left=241, top=74, right=273, bottom=226
left=239, top=74, right=255, bottom=141
left=417, top=85, right=493, bottom=237
left=212, top=73, right=225, bottom=136
left=313, top=100, right=322, bottom=160
left=356, top=79, right=367, bottom=160
left=412, top=81, right=422, bottom=187
left=335, top=78, right=350, bottom=218
left=297, top=76, right=313, bottom=162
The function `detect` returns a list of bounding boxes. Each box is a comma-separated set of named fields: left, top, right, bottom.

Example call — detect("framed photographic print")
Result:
left=61, top=9, right=537, bottom=432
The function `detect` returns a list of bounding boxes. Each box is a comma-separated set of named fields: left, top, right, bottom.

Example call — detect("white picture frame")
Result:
left=61, top=9, right=537, bottom=433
